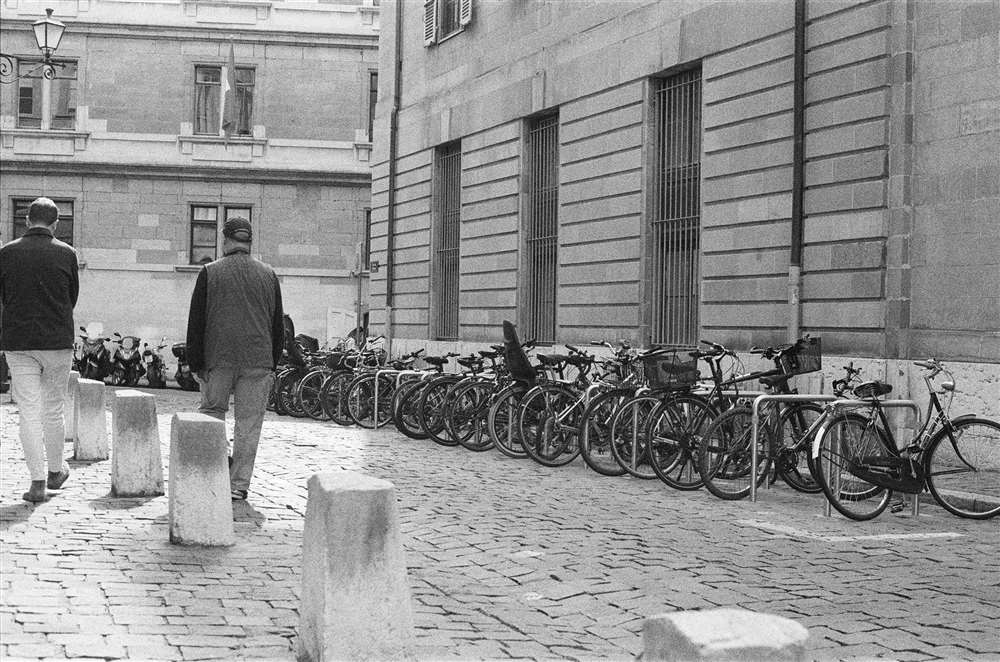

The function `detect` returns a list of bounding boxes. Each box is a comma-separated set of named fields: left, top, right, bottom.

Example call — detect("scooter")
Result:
left=77, top=326, right=112, bottom=382
left=171, top=342, right=200, bottom=391
left=142, top=337, right=168, bottom=388
left=108, top=332, right=145, bottom=387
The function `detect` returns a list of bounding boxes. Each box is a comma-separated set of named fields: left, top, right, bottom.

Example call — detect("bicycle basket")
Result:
left=642, top=350, right=699, bottom=391
left=780, top=337, right=822, bottom=375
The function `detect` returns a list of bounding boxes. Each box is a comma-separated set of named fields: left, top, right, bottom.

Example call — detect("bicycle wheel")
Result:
left=446, top=380, right=496, bottom=451
left=518, top=384, right=583, bottom=467
left=487, top=384, right=529, bottom=459
left=697, top=406, right=773, bottom=500
left=320, top=370, right=354, bottom=426
left=647, top=393, right=715, bottom=490
left=279, top=370, right=307, bottom=418
left=393, top=379, right=430, bottom=440
left=609, top=394, right=662, bottom=479
left=272, top=368, right=294, bottom=415
left=815, top=414, right=892, bottom=520
left=775, top=402, right=823, bottom=493
left=578, top=388, right=631, bottom=476
left=925, top=417, right=1000, bottom=519
left=418, top=376, right=460, bottom=446
left=296, top=369, right=330, bottom=421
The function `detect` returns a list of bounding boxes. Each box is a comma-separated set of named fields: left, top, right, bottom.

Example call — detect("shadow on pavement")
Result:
left=0, top=502, right=35, bottom=531
left=89, top=494, right=162, bottom=510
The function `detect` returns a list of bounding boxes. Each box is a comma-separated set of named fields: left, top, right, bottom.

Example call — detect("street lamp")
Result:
left=1, top=8, right=66, bottom=84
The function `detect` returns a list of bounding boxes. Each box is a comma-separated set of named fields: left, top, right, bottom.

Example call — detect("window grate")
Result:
left=433, top=142, right=461, bottom=340
left=524, top=114, right=559, bottom=344
left=651, top=69, right=701, bottom=347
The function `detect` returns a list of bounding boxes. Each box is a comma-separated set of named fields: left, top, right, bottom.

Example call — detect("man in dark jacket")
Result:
left=185, top=217, right=283, bottom=502
left=0, top=197, right=77, bottom=502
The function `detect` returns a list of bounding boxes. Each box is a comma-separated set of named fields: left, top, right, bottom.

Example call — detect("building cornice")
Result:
left=0, top=20, right=378, bottom=49
left=0, top=159, right=371, bottom=186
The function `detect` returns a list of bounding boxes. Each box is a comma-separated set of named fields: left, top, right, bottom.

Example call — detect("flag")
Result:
left=220, top=40, right=237, bottom=143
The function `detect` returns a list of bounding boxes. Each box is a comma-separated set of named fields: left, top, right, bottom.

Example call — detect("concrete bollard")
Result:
left=643, top=608, right=809, bottom=662
left=65, top=370, right=79, bottom=442
left=111, top=389, right=164, bottom=498
left=74, top=378, right=108, bottom=461
left=297, top=471, right=415, bottom=662
left=168, top=413, right=233, bottom=546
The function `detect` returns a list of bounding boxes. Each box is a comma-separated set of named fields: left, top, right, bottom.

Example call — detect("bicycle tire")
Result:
left=279, top=369, right=307, bottom=418
left=446, top=380, right=496, bottom=451
left=925, top=417, right=1000, bottom=519
left=517, top=383, right=583, bottom=467
left=296, top=369, right=330, bottom=421
left=271, top=368, right=293, bottom=415
left=577, top=388, right=632, bottom=476
left=608, top=394, right=662, bottom=479
left=647, top=393, right=716, bottom=491
left=320, top=370, right=354, bottom=426
left=346, top=373, right=395, bottom=428
left=815, top=413, right=892, bottom=521
left=418, top=376, right=460, bottom=446
left=487, top=384, right=529, bottom=459
left=775, top=402, right=823, bottom=493
left=393, top=379, right=431, bottom=440
left=697, top=406, right=773, bottom=501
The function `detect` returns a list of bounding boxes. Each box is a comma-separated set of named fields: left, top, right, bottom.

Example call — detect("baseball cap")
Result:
left=222, top=217, right=252, bottom=242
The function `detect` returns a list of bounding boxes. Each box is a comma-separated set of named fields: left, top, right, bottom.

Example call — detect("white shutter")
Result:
left=423, top=0, right=437, bottom=46
left=459, top=0, right=472, bottom=26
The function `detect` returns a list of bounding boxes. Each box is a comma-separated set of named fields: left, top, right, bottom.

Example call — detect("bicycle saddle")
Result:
left=423, top=356, right=449, bottom=367
left=536, top=354, right=568, bottom=365
left=854, top=381, right=893, bottom=399
left=456, top=356, right=482, bottom=369
left=479, top=349, right=502, bottom=359
left=759, top=374, right=792, bottom=387
left=565, top=355, right=593, bottom=367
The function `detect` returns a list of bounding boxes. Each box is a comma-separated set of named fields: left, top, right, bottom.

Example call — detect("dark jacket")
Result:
left=0, top=226, right=79, bottom=351
left=185, top=248, right=284, bottom=373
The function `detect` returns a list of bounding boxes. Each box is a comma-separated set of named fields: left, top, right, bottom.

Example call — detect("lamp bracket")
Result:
left=0, top=54, right=64, bottom=85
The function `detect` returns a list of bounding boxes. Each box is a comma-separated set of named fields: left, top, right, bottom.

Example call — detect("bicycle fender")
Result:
left=949, top=413, right=979, bottom=424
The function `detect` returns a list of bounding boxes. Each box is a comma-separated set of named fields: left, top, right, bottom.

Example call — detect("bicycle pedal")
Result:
left=890, top=500, right=906, bottom=513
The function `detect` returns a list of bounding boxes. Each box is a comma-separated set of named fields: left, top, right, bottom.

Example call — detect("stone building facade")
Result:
left=1, top=0, right=379, bottom=354
left=368, top=0, right=998, bottom=415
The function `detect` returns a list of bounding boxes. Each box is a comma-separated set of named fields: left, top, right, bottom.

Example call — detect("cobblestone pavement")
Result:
left=1, top=386, right=999, bottom=661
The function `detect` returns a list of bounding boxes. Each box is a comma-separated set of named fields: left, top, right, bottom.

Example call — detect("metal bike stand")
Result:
left=749, top=394, right=838, bottom=502
left=372, top=368, right=408, bottom=429
left=817, top=399, right=922, bottom=517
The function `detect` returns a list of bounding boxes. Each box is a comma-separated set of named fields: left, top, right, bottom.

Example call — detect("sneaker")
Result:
left=22, top=480, right=48, bottom=503
left=47, top=469, right=70, bottom=490
left=231, top=489, right=248, bottom=501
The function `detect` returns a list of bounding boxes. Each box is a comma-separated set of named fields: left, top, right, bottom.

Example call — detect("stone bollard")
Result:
left=643, top=608, right=809, bottom=662
left=74, top=378, right=108, bottom=461
left=297, top=471, right=415, bottom=662
left=65, top=370, right=79, bottom=443
left=168, top=413, right=233, bottom=546
left=111, top=389, right=164, bottom=498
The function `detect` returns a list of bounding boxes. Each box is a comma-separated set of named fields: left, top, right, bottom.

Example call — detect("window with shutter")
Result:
left=459, top=0, right=472, bottom=26
left=423, top=0, right=437, bottom=45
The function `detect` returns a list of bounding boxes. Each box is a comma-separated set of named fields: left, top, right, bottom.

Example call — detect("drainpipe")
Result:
left=384, top=0, right=404, bottom=358
left=789, top=0, right=806, bottom=342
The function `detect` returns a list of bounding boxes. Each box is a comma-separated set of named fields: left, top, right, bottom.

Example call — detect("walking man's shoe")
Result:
left=47, top=469, right=70, bottom=490
left=231, top=489, right=248, bottom=501
left=22, top=480, right=48, bottom=503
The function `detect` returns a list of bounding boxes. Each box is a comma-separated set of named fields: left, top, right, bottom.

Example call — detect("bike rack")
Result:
left=749, top=395, right=921, bottom=517
left=372, top=369, right=427, bottom=429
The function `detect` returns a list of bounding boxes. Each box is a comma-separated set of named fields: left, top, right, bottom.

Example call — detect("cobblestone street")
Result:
left=1, top=387, right=999, bottom=661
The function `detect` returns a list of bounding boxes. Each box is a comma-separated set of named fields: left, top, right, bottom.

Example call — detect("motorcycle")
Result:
left=142, top=337, right=168, bottom=388
left=108, top=332, right=145, bottom=387
left=77, top=326, right=112, bottom=382
left=172, top=342, right=200, bottom=391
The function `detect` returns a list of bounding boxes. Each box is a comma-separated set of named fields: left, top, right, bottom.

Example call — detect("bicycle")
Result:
left=813, top=358, right=1000, bottom=520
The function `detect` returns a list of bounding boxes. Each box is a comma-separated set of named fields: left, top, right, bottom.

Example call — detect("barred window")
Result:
left=11, top=198, right=74, bottom=245
left=432, top=142, right=461, bottom=340
left=523, top=113, right=559, bottom=344
left=650, top=68, right=702, bottom=347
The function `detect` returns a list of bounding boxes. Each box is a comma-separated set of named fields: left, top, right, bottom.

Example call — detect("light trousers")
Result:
left=198, top=366, right=273, bottom=492
left=5, top=349, right=73, bottom=481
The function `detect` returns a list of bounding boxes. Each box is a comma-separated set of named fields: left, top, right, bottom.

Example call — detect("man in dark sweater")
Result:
left=0, top=198, right=78, bottom=502
left=185, top=217, right=284, bottom=502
